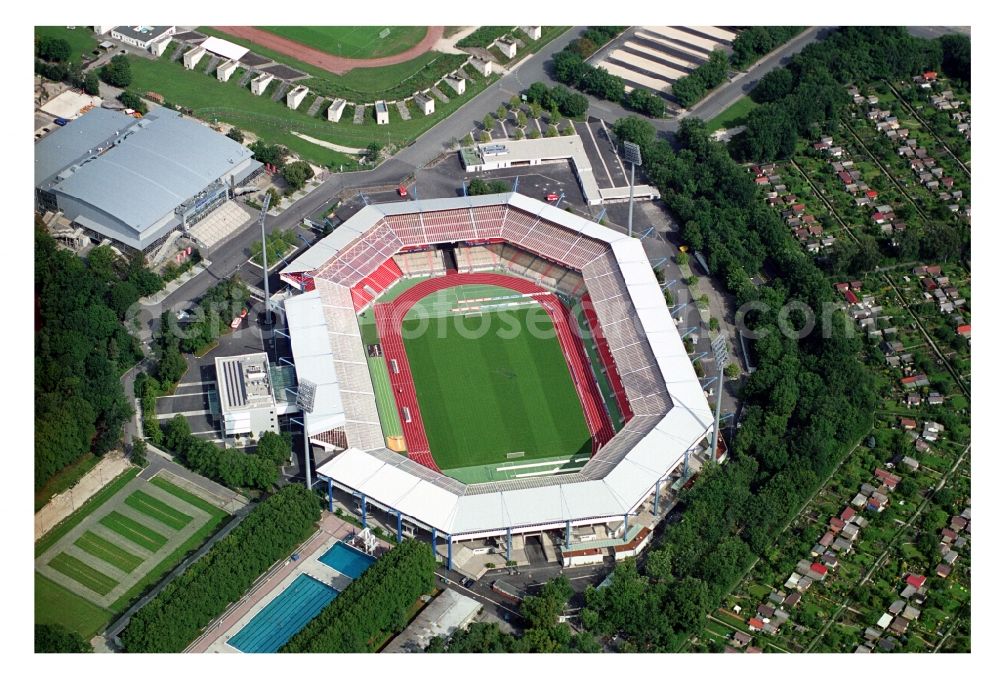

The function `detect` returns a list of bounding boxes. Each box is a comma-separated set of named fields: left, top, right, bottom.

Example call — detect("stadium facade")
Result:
left=280, top=193, right=715, bottom=569
left=34, top=107, right=261, bottom=253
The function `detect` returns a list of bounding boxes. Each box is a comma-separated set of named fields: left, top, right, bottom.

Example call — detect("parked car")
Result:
left=53, top=117, right=69, bottom=127
left=545, top=192, right=559, bottom=202
left=463, top=577, right=475, bottom=589
left=398, top=185, right=408, bottom=197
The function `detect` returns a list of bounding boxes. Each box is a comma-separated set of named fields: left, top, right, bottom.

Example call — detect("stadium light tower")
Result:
left=258, top=192, right=274, bottom=326
left=709, top=334, right=729, bottom=465
left=621, top=141, right=642, bottom=238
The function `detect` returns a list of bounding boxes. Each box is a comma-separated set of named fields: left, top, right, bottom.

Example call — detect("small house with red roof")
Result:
left=748, top=617, right=765, bottom=632
left=840, top=507, right=856, bottom=522
left=957, top=324, right=971, bottom=338
left=905, top=573, right=926, bottom=590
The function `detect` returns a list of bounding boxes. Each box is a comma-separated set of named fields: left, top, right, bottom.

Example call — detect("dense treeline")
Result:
left=594, top=112, right=878, bottom=649
left=121, top=485, right=321, bottom=652
left=428, top=576, right=599, bottom=653
left=733, top=26, right=943, bottom=163
left=34, top=624, right=93, bottom=653
left=161, top=415, right=286, bottom=491
left=35, top=228, right=159, bottom=488
left=670, top=50, right=729, bottom=109
left=524, top=82, right=589, bottom=118
left=282, top=538, right=436, bottom=652
left=550, top=27, right=665, bottom=118
left=938, top=33, right=970, bottom=85
left=730, top=27, right=805, bottom=69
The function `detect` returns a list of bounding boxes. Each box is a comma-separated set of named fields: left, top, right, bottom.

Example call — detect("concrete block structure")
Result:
left=287, top=85, right=310, bottom=110
left=216, top=59, right=238, bottom=82
left=183, top=45, right=207, bottom=71
left=496, top=39, right=517, bottom=59
left=110, top=25, right=175, bottom=51
left=375, top=100, right=389, bottom=125
left=444, top=74, right=466, bottom=96
left=150, top=36, right=172, bottom=57
left=414, top=93, right=435, bottom=116
left=327, top=98, right=347, bottom=122
left=521, top=26, right=542, bottom=40
left=251, top=72, right=274, bottom=96
left=469, top=57, right=493, bottom=77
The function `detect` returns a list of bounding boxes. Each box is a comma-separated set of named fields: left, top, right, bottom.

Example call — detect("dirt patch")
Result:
left=212, top=26, right=445, bottom=76
left=34, top=451, right=133, bottom=541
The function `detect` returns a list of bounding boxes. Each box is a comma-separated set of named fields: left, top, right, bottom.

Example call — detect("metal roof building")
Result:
left=281, top=193, right=713, bottom=567
left=34, top=107, right=260, bottom=252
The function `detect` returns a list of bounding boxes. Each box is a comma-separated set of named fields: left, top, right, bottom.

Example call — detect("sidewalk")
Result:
left=139, top=259, right=213, bottom=307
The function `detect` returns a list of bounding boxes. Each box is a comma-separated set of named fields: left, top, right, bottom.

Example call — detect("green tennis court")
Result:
left=401, top=306, right=590, bottom=471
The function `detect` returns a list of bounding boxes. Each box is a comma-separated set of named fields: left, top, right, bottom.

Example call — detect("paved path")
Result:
left=35, top=452, right=133, bottom=540
left=212, top=27, right=445, bottom=76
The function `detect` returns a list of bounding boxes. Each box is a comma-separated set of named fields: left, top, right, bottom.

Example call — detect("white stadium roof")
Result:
left=200, top=36, right=250, bottom=62
left=283, top=193, right=713, bottom=538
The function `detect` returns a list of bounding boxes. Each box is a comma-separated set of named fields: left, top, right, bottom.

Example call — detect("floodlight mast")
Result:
left=258, top=192, right=273, bottom=325
left=622, top=141, right=642, bottom=238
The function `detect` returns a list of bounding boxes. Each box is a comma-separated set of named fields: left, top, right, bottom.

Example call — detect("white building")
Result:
left=521, top=26, right=542, bottom=40
left=216, top=59, right=238, bottom=83
left=250, top=72, right=274, bottom=96
left=413, top=93, right=435, bottom=116
left=287, top=85, right=309, bottom=110
left=110, top=25, right=175, bottom=51
left=183, top=45, right=207, bottom=70
left=327, top=98, right=347, bottom=122
left=496, top=38, right=517, bottom=59
left=375, top=100, right=389, bottom=125
left=215, top=353, right=280, bottom=438
left=469, top=57, right=493, bottom=77
left=150, top=37, right=172, bottom=57
left=444, top=73, right=466, bottom=96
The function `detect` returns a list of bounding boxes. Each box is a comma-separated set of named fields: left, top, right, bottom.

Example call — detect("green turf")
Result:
left=124, top=491, right=194, bottom=530
left=34, top=573, right=112, bottom=638
left=260, top=26, right=428, bottom=60
left=148, top=476, right=228, bottom=517
left=49, top=552, right=118, bottom=596
left=445, top=451, right=590, bottom=484
left=74, top=531, right=144, bottom=573
left=368, top=356, right=403, bottom=438
left=35, top=26, right=98, bottom=66
left=704, top=95, right=760, bottom=134
left=35, top=468, right=141, bottom=558
left=402, top=306, right=591, bottom=471
left=99, top=512, right=169, bottom=552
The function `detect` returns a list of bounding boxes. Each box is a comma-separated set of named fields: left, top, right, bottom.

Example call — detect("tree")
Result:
left=939, top=33, right=970, bottom=84
left=256, top=430, right=291, bottom=466
left=82, top=71, right=100, bottom=96
left=515, top=110, right=527, bottom=128
left=482, top=114, right=495, bottom=131
left=671, top=74, right=706, bottom=108
left=35, top=624, right=92, bottom=653
left=226, top=127, right=245, bottom=143
left=751, top=68, right=794, bottom=103
left=612, top=116, right=656, bottom=148
left=36, top=36, right=72, bottom=63
left=545, top=125, right=558, bottom=137
left=117, top=90, right=147, bottom=114
left=513, top=128, right=524, bottom=140
left=99, top=54, right=132, bottom=88
left=496, top=105, right=507, bottom=120
left=131, top=438, right=148, bottom=467
left=281, top=160, right=314, bottom=192
left=724, top=362, right=741, bottom=379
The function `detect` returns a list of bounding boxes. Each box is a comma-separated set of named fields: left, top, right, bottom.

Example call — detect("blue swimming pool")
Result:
left=228, top=574, right=338, bottom=653
left=319, top=541, right=376, bottom=579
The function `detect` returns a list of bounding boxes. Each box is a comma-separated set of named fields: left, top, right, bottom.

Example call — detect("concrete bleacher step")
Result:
left=353, top=103, right=367, bottom=124
left=606, top=51, right=685, bottom=85
left=430, top=86, right=450, bottom=104
left=306, top=96, right=326, bottom=117
left=204, top=55, right=220, bottom=75
left=620, top=41, right=697, bottom=74
left=395, top=100, right=411, bottom=121
left=238, top=69, right=256, bottom=87
left=271, top=81, right=290, bottom=102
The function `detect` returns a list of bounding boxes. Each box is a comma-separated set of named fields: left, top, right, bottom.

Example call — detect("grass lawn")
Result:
left=49, top=552, right=118, bottom=596
left=99, top=511, right=169, bottom=552
left=74, top=531, right=144, bottom=573
left=124, top=491, right=194, bottom=530
left=35, top=26, right=98, bottom=66
left=259, top=27, right=428, bottom=59
left=35, top=452, right=101, bottom=513
left=368, top=357, right=403, bottom=438
left=704, top=95, right=760, bottom=134
left=35, top=467, right=141, bottom=558
left=402, top=306, right=590, bottom=470
left=148, top=476, right=224, bottom=514
left=35, top=573, right=112, bottom=638
left=127, top=52, right=497, bottom=167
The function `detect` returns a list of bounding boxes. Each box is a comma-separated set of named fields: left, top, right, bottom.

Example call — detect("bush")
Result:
left=99, top=54, right=132, bottom=88
left=82, top=72, right=100, bottom=96
left=117, top=90, right=147, bottom=114
left=282, top=160, right=314, bottom=192
left=35, top=36, right=72, bottom=63
left=226, top=127, right=245, bottom=143
left=35, top=624, right=92, bottom=653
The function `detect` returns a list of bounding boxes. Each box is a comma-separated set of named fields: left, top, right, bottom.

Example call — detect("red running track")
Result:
left=580, top=294, right=634, bottom=424
left=374, top=273, right=615, bottom=473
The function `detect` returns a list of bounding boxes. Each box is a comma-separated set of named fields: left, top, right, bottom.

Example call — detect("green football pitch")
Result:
left=401, top=307, right=591, bottom=471
left=259, top=27, right=428, bottom=59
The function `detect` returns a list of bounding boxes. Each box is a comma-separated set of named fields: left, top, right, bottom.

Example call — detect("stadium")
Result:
left=280, top=193, right=716, bottom=571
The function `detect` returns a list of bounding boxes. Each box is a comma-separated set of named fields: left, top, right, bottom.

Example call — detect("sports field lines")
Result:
left=49, top=552, right=118, bottom=596
left=74, top=531, right=144, bottom=573
left=99, top=512, right=169, bottom=552
left=124, top=491, right=194, bottom=530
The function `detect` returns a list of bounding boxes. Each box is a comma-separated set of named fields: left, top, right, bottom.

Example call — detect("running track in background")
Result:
left=374, top=272, right=615, bottom=474
left=211, top=27, right=445, bottom=76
